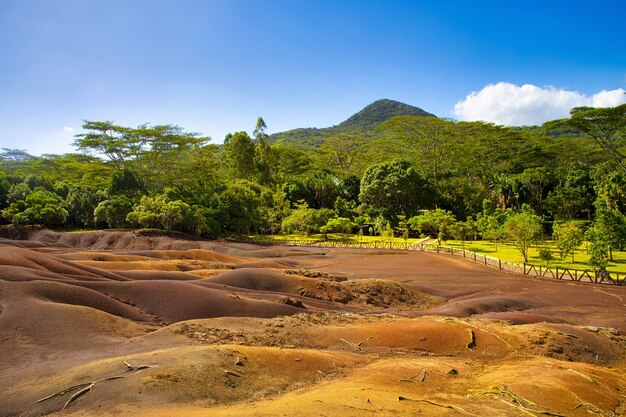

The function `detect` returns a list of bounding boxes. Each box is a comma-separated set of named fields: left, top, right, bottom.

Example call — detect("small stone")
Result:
left=585, top=326, right=600, bottom=332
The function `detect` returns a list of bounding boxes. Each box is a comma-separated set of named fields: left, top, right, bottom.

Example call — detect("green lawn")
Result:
left=444, top=239, right=626, bottom=273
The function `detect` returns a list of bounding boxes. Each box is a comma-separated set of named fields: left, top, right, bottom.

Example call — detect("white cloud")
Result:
left=453, top=82, right=626, bottom=126
left=592, top=89, right=626, bottom=107
left=63, top=126, right=74, bottom=132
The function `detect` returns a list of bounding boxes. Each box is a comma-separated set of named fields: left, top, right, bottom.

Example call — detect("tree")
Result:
left=192, top=206, right=221, bottom=237
left=132, top=124, right=208, bottom=191
left=94, top=195, right=133, bottom=228
left=73, top=121, right=135, bottom=170
left=407, top=209, right=456, bottom=244
left=110, top=169, right=145, bottom=198
left=547, top=104, right=626, bottom=171
left=0, top=173, right=10, bottom=210
left=65, top=185, right=108, bottom=228
left=359, top=159, right=429, bottom=220
left=1, top=148, right=35, bottom=162
left=125, top=195, right=164, bottom=229
left=316, top=133, right=369, bottom=173
left=272, top=144, right=312, bottom=185
left=173, top=143, right=223, bottom=197
left=516, top=167, right=554, bottom=216
left=586, top=226, right=609, bottom=272
left=216, top=181, right=264, bottom=234
left=448, top=220, right=473, bottom=249
left=545, top=168, right=594, bottom=220
left=333, top=196, right=357, bottom=218
left=2, top=187, right=68, bottom=226
left=396, top=215, right=410, bottom=242
left=593, top=163, right=626, bottom=214
left=281, top=203, right=336, bottom=235
left=553, top=221, right=584, bottom=262
left=283, top=180, right=315, bottom=208
left=304, top=172, right=340, bottom=209
left=503, top=206, right=543, bottom=263
left=224, top=132, right=256, bottom=180
left=257, top=189, right=291, bottom=235
left=538, top=246, right=554, bottom=267
left=6, top=182, right=32, bottom=204
left=353, top=215, right=368, bottom=241
left=74, top=121, right=208, bottom=188
left=252, top=117, right=276, bottom=185
left=378, top=116, right=456, bottom=194
left=588, top=198, right=626, bottom=261
left=321, top=217, right=355, bottom=240
left=125, top=195, right=195, bottom=232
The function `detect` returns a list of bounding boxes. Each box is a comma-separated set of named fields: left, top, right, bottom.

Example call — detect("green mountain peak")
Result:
left=271, top=99, right=435, bottom=148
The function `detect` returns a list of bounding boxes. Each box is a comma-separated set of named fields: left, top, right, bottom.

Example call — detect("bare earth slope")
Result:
left=0, top=230, right=624, bottom=416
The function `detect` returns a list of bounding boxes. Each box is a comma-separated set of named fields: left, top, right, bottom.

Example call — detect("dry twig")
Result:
left=36, top=360, right=156, bottom=412
left=340, top=336, right=373, bottom=351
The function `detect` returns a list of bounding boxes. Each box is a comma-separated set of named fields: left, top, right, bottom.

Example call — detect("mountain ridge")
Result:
left=270, top=99, right=436, bottom=148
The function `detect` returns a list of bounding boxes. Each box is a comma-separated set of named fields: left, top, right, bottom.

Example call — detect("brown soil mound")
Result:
left=1, top=229, right=625, bottom=417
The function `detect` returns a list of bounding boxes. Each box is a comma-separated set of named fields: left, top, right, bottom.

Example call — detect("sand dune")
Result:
left=1, top=229, right=625, bottom=417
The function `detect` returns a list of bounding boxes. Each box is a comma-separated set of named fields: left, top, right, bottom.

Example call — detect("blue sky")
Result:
left=0, top=0, right=625, bottom=155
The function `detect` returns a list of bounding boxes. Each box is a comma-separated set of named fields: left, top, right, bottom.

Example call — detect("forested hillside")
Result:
left=270, top=99, right=435, bottom=148
left=1, top=102, right=625, bottom=270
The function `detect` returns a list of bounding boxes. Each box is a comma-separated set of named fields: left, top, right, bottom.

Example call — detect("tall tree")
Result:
left=545, top=168, right=594, bottom=220
left=224, top=132, right=256, bottom=180
left=546, top=104, right=626, bottom=171
left=378, top=116, right=455, bottom=194
left=588, top=198, right=626, bottom=261
left=73, top=121, right=135, bottom=170
left=359, top=159, right=430, bottom=220
left=315, top=133, right=369, bottom=173
left=517, top=167, right=555, bottom=216
left=553, top=221, right=584, bottom=262
left=133, top=124, right=208, bottom=190
left=253, top=118, right=276, bottom=185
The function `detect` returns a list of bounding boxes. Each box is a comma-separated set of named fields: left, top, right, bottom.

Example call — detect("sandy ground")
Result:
left=0, top=229, right=625, bottom=416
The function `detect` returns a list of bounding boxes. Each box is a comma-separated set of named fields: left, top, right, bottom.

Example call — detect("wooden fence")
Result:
left=423, top=244, right=625, bottom=286
left=248, top=236, right=424, bottom=251
left=246, top=236, right=625, bottom=286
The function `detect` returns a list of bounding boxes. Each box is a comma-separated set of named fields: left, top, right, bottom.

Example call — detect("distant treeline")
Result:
left=1, top=105, right=625, bottom=269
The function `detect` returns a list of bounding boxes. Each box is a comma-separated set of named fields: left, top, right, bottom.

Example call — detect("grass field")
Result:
left=444, top=239, right=626, bottom=273
left=251, top=233, right=626, bottom=274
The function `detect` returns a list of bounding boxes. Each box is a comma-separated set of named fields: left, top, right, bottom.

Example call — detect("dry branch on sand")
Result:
left=399, top=369, right=427, bottom=383
left=397, top=396, right=465, bottom=412
left=36, top=360, right=156, bottom=412
left=340, top=336, right=373, bottom=351
left=470, top=385, right=567, bottom=417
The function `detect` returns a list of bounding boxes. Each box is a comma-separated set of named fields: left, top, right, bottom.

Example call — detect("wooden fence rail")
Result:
left=245, top=237, right=625, bottom=286
left=423, top=244, right=625, bottom=286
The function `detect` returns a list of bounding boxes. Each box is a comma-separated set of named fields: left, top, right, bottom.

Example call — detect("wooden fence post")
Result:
left=498, top=259, right=501, bottom=270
